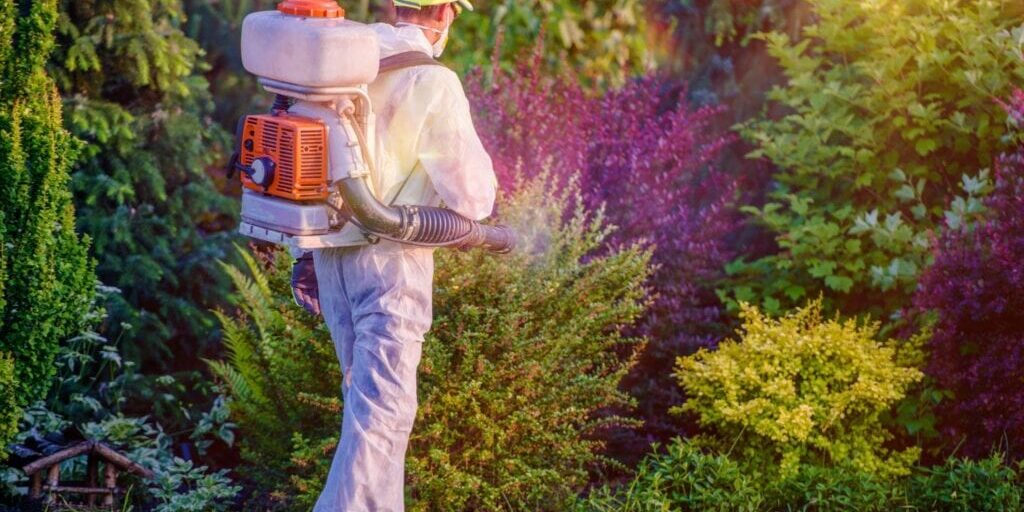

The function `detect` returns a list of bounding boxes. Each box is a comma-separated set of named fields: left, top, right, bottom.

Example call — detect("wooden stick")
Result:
left=30, top=472, right=41, bottom=498
left=94, top=442, right=154, bottom=478
left=45, top=465, right=59, bottom=505
left=41, top=485, right=124, bottom=494
left=87, top=452, right=99, bottom=507
left=21, top=441, right=93, bottom=475
left=102, top=463, right=117, bottom=507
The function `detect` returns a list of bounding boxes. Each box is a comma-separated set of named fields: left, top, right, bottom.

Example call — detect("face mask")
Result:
left=396, top=8, right=453, bottom=58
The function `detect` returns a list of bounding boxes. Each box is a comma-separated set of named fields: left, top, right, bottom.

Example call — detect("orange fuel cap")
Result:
left=277, top=0, right=345, bottom=17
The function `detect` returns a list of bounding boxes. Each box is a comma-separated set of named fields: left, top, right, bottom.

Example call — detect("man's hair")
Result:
left=395, top=4, right=447, bottom=22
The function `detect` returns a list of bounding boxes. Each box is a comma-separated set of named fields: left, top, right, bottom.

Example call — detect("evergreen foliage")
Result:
left=213, top=178, right=652, bottom=510
left=913, top=94, right=1024, bottom=460
left=0, top=0, right=95, bottom=411
left=52, top=0, right=237, bottom=367
left=726, top=0, right=1024, bottom=317
left=182, top=0, right=279, bottom=128
left=677, top=300, right=922, bottom=479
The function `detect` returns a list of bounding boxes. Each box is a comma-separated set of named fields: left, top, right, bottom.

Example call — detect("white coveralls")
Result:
left=311, top=23, right=497, bottom=512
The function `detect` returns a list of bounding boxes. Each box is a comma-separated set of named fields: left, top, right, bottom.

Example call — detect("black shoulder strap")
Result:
left=378, top=51, right=447, bottom=74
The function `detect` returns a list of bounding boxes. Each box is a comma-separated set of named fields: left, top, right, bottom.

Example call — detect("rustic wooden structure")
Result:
left=19, top=439, right=153, bottom=509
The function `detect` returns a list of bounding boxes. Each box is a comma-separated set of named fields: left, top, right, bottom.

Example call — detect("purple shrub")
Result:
left=913, top=92, right=1024, bottom=460
left=467, top=54, right=741, bottom=458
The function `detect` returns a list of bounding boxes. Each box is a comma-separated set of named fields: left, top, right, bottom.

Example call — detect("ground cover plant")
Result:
left=726, top=0, right=1024, bottom=318
left=1, top=294, right=239, bottom=510
left=576, top=438, right=1024, bottom=511
left=911, top=91, right=1024, bottom=460
left=0, top=0, right=95, bottom=449
left=214, top=177, right=652, bottom=510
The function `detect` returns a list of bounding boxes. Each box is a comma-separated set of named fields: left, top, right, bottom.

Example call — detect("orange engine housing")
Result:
left=240, top=114, right=329, bottom=200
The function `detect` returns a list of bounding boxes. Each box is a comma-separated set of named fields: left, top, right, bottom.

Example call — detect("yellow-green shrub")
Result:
left=675, top=299, right=922, bottom=479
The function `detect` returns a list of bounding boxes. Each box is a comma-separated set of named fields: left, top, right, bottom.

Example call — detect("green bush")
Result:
left=54, top=0, right=237, bottom=368
left=0, top=355, right=17, bottom=457
left=575, top=438, right=898, bottom=511
left=0, top=0, right=95, bottom=406
left=214, top=177, right=652, bottom=511
left=576, top=442, right=1024, bottom=511
left=574, top=438, right=763, bottom=512
left=676, top=299, right=922, bottom=479
left=725, top=0, right=1024, bottom=317
left=906, top=456, right=1023, bottom=512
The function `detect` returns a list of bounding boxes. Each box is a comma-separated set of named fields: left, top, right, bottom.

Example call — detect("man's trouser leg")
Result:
left=312, top=241, right=434, bottom=512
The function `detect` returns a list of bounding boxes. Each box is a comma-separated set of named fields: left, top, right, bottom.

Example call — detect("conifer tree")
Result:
left=0, top=0, right=95, bottom=420
left=51, top=0, right=237, bottom=368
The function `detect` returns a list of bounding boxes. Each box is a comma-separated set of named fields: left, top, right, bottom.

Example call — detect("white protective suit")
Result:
left=311, top=22, right=497, bottom=512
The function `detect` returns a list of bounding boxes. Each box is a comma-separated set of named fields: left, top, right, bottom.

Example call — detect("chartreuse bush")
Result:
left=214, top=177, right=652, bottom=511
left=0, top=0, right=95, bottom=437
left=677, top=299, right=922, bottom=479
left=726, top=0, right=1024, bottom=317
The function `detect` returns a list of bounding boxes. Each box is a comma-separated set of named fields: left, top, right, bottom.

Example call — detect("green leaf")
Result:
left=914, top=138, right=938, bottom=156
left=824, top=275, right=854, bottom=293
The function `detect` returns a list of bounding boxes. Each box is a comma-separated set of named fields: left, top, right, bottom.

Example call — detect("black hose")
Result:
left=335, top=177, right=515, bottom=253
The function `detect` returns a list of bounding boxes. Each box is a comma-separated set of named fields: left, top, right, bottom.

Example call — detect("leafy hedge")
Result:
left=726, top=0, right=1024, bottom=317
left=214, top=178, right=652, bottom=510
left=576, top=438, right=1023, bottom=511
left=55, top=0, right=237, bottom=369
left=0, top=356, right=17, bottom=458
left=448, top=0, right=651, bottom=88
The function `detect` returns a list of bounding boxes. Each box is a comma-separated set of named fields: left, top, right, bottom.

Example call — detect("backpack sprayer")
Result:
left=231, top=0, right=515, bottom=254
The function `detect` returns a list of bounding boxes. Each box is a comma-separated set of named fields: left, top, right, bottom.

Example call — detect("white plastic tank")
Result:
left=241, top=4, right=380, bottom=89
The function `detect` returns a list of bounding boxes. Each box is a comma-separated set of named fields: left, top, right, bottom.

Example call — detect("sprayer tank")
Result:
left=241, top=11, right=380, bottom=89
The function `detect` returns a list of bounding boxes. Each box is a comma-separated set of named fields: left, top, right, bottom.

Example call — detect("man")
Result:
left=308, top=1, right=496, bottom=510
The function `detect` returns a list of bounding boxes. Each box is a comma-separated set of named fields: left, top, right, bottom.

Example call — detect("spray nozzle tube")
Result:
left=332, top=101, right=515, bottom=253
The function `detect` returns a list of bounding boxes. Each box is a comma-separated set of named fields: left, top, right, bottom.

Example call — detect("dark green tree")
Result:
left=0, top=0, right=95, bottom=438
left=51, top=0, right=238, bottom=368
